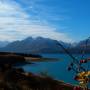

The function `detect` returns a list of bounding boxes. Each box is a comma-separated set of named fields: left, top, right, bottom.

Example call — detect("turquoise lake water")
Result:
left=22, top=54, right=90, bottom=85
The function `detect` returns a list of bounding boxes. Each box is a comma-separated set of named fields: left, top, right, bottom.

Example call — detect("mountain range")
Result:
left=0, top=41, right=9, bottom=48
left=0, top=37, right=89, bottom=54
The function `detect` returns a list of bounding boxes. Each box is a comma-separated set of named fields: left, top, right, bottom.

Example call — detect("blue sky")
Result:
left=0, top=0, right=90, bottom=42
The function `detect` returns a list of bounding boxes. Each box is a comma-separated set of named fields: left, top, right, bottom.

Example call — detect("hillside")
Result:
left=0, top=37, right=70, bottom=54
left=0, top=37, right=90, bottom=54
left=68, top=38, right=90, bottom=53
left=0, top=41, right=9, bottom=48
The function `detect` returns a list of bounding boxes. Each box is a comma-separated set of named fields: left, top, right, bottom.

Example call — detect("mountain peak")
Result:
left=24, top=37, right=33, bottom=41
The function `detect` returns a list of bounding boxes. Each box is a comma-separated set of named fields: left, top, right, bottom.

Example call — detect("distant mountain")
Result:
left=1, top=37, right=90, bottom=54
left=0, top=41, right=9, bottom=48
left=0, top=37, right=70, bottom=54
left=68, top=38, right=90, bottom=53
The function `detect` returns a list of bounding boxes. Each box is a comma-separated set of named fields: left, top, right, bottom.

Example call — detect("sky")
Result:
left=0, top=0, right=90, bottom=42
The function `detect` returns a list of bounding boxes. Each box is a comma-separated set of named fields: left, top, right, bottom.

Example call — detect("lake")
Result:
left=22, top=54, right=90, bottom=85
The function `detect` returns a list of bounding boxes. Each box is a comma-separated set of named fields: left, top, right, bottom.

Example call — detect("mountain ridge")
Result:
left=0, top=37, right=90, bottom=54
left=0, top=37, right=69, bottom=54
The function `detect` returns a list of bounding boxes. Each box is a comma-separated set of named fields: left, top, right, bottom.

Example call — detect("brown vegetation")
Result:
left=0, top=54, right=25, bottom=65
left=0, top=64, right=74, bottom=90
left=0, top=53, right=88, bottom=90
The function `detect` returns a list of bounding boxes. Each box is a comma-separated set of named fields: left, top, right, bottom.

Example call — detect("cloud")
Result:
left=0, top=0, right=72, bottom=42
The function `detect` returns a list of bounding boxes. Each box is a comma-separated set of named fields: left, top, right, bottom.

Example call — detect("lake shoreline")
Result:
left=0, top=64, right=85, bottom=90
left=25, top=57, right=61, bottom=62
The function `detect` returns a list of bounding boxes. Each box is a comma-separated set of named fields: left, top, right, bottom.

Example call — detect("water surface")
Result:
left=22, top=54, right=90, bottom=85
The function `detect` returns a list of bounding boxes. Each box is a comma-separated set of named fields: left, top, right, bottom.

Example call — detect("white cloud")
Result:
left=0, top=0, right=72, bottom=42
